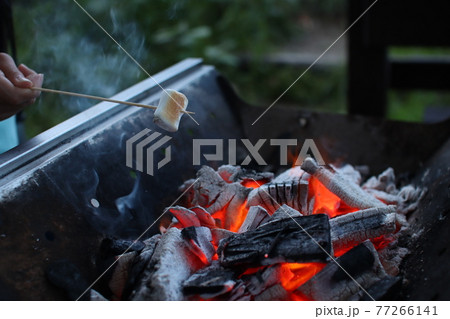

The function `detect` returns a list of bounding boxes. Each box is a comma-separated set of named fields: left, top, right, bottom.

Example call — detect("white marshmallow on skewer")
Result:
left=153, top=89, right=189, bottom=132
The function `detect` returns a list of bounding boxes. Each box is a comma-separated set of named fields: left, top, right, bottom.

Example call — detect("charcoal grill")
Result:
left=0, top=58, right=449, bottom=300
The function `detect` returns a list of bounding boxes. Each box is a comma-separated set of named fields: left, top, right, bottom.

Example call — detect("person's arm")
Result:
left=0, top=52, right=43, bottom=121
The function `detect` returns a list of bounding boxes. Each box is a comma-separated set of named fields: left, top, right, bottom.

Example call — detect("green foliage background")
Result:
left=12, top=0, right=449, bottom=138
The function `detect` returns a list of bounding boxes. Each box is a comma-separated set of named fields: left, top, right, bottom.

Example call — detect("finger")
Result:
left=18, top=64, right=38, bottom=77
left=0, top=73, right=42, bottom=105
left=0, top=53, right=33, bottom=88
left=27, top=73, right=44, bottom=96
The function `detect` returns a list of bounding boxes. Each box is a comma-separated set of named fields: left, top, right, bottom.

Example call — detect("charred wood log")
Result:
left=218, top=215, right=332, bottom=268
left=329, top=206, right=397, bottom=252
left=295, top=241, right=388, bottom=301
left=301, top=157, right=386, bottom=209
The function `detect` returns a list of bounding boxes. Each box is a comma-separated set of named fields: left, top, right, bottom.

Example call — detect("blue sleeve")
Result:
left=0, top=115, right=19, bottom=154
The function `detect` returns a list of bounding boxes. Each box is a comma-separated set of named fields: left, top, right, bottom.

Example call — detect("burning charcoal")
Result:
left=228, top=281, right=252, bottom=301
left=182, top=226, right=215, bottom=265
left=168, top=206, right=201, bottom=228
left=192, top=166, right=251, bottom=231
left=211, top=228, right=236, bottom=247
left=329, top=206, right=397, bottom=253
left=129, top=228, right=202, bottom=300
left=295, top=241, right=388, bottom=301
left=301, top=157, right=386, bottom=209
left=247, top=184, right=279, bottom=215
left=272, top=166, right=305, bottom=183
left=108, top=252, right=137, bottom=300
left=218, top=165, right=274, bottom=184
left=238, top=206, right=270, bottom=233
left=45, top=260, right=90, bottom=301
left=266, top=204, right=303, bottom=223
left=244, top=265, right=290, bottom=296
left=90, top=289, right=108, bottom=301
left=307, top=196, right=315, bottom=216
left=299, top=173, right=310, bottom=214
left=190, top=206, right=217, bottom=228
left=246, top=168, right=310, bottom=215
left=218, top=215, right=332, bottom=268
left=183, top=262, right=236, bottom=299
left=254, top=284, right=290, bottom=301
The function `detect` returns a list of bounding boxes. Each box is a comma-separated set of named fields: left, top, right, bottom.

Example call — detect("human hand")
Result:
left=0, top=53, right=44, bottom=121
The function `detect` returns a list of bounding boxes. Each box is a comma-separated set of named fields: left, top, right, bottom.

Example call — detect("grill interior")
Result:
left=0, top=59, right=449, bottom=300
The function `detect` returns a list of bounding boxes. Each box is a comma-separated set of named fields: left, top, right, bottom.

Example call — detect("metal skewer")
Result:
left=31, top=86, right=195, bottom=114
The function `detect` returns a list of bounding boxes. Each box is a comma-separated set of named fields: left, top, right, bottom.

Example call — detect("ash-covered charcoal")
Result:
left=254, top=284, right=290, bottom=301
left=246, top=169, right=310, bottom=215
left=189, top=206, right=217, bottom=228
left=363, top=168, right=397, bottom=192
left=265, top=204, right=303, bottom=223
left=168, top=206, right=201, bottom=228
left=332, top=164, right=363, bottom=185
left=228, top=281, right=252, bottom=301
left=121, top=234, right=161, bottom=300
left=243, top=265, right=290, bottom=296
left=182, top=262, right=236, bottom=299
left=329, top=206, right=397, bottom=252
left=108, top=251, right=137, bottom=300
left=238, top=206, right=270, bottom=233
left=90, top=289, right=108, bottom=301
left=302, top=157, right=386, bottom=209
left=211, top=228, right=236, bottom=247
left=182, top=226, right=215, bottom=264
left=191, top=166, right=251, bottom=231
left=129, top=228, right=202, bottom=301
left=295, top=241, right=389, bottom=301
left=218, top=165, right=274, bottom=184
left=377, top=244, right=409, bottom=276
left=218, top=215, right=332, bottom=267
left=362, top=168, right=426, bottom=215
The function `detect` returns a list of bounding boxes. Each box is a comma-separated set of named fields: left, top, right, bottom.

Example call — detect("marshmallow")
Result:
left=153, top=89, right=188, bottom=132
